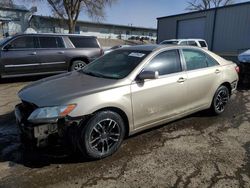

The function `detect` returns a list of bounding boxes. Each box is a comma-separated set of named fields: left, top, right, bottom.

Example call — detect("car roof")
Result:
left=10, top=33, right=97, bottom=38
left=121, top=44, right=165, bottom=51
left=163, top=39, right=206, bottom=41
left=120, top=44, right=204, bottom=52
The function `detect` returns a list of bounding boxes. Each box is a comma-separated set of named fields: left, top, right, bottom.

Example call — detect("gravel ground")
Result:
left=0, top=76, right=249, bottom=188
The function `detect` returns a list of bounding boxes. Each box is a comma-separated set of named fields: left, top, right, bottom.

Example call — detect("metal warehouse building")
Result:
left=157, top=2, right=250, bottom=58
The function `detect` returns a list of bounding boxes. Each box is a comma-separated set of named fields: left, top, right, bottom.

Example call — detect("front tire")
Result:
left=210, top=85, right=230, bottom=115
left=77, top=111, right=125, bottom=159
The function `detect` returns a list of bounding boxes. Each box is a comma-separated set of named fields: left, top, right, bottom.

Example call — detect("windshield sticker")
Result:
left=128, top=53, right=145, bottom=58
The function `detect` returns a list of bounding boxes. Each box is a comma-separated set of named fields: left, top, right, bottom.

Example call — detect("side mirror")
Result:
left=3, top=44, right=12, bottom=51
left=137, top=71, right=159, bottom=80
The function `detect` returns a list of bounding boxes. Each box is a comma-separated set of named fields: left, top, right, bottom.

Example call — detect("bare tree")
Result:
left=0, top=0, right=14, bottom=7
left=23, top=0, right=116, bottom=33
left=186, top=0, right=235, bottom=11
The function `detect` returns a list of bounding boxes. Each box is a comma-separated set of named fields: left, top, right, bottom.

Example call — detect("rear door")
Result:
left=35, top=36, right=68, bottom=73
left=181, top=49, right=221, bottom=110
left=1, top=36, right=39, bottom=76
left=131, top=49, right=188, bottom=129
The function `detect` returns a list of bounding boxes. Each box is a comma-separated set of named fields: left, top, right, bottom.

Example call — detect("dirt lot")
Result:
left=0, top=77, right=250, bottom=188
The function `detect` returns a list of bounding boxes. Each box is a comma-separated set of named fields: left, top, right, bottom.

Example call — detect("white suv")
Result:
left=160, top=39, right=208, bottom=50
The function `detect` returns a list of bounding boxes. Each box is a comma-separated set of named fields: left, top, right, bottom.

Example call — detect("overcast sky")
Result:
left=15, top=0, right=250, bottom=28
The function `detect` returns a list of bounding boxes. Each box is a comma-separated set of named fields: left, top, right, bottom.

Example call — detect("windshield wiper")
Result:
left=82, top=70, right=116, bottom=79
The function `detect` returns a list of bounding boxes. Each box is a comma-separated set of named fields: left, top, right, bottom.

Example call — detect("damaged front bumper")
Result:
left=15, top=103, right=80, bottom=148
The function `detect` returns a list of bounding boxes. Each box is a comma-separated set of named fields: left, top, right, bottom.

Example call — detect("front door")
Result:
left=131, top=49, right=188, bottom=129
left=1, top=36, right=39, bottom=77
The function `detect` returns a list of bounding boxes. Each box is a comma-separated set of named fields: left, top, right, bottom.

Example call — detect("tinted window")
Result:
left=161, top=41, right=178, bottom=45
left=8, top=36, right=35, bottom=49
left=144, top=50, right=182, bottom=76
left=188, top=41, right=198, bottom=46
left=199, top=41, right=207, bottom=47
left=180, top=41, right=188, bottom=45
left=206, top=55, right=219, bottom=67
left=183, top=49, right=207, bottom=70
left=39, top=37, right=64, bottom=48
left=69, top=37, right=99, bottom=48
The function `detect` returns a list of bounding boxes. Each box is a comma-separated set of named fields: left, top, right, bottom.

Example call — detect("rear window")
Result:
left=69, top=37, right=99, bottom=48
left=199, top=41, right=207, bottom=47
left=38, top=37, right=64, bottom=48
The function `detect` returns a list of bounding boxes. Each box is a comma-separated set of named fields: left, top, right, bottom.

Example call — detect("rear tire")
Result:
left=77, top=111, right=125, bottom=160
left=210, top=85, right=230, bottom=115
left=70, top=60, right=87, bottom=71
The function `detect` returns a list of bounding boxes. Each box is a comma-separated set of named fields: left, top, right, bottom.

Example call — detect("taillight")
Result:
left=235, top=66, right=240, bottom=74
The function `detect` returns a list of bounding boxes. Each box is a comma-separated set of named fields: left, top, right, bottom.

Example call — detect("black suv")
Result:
left=0, top=33, right=103, bottom=78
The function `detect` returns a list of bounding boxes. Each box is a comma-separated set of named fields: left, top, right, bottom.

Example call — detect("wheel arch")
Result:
left=95, top=107, right=130, bottom=137
left=220, top=82, right=232, bottom=96
left=68, top=56, right=90, bottom=71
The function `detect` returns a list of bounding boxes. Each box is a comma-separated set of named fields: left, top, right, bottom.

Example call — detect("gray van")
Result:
left=0, top=33, right=103, bottom=78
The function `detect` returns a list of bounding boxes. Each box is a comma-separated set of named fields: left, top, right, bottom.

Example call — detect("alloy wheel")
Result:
left=215, top=89, right=229, bottom=113
left=89, top=118, right=121, bottom=155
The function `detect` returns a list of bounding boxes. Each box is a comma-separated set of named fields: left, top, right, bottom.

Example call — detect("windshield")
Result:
left=82, top=49, right=151, bottom=79
left=161, top=41, right=178, bottom=45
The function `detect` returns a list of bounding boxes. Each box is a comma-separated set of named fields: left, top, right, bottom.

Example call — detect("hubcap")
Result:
left=73, top=62, right=85, bottom=70
left=89, top=119, right=121, bottom=155
left=215, top=89, right=229, bottom=112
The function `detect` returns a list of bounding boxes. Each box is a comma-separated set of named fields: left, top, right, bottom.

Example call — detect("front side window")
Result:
left=8, top=36, right=35, bottom=49
left=82, top=50, right=150, bottom=79
left=144, top=50, right=182, bottom=76
left=183, top=49, right=218, bottom=70
left=38, top=37, right=64, bottom=48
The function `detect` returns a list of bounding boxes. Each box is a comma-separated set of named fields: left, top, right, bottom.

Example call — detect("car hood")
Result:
left=18, top=71, right=127, bottom=107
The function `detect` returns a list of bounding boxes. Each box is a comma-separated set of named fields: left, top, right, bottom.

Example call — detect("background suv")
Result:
left=160, top=39, right=208, bottom=50
left=0, top=33, right=103, bottom=78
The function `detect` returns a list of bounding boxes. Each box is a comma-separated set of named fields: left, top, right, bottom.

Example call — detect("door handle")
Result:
left=58, top=51, right=65, bottom=54
left=29, top=52, right=36, bottom=55
left=177, top=77, right=186, bottom=83
left=215, top=69, right=221, bottom=74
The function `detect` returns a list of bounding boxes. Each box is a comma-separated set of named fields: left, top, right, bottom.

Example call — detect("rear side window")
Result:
left=69, top=37, right=99, bottom=48
left=144, top=50, right=182, bottom=76
left=38, top=37, right=64, bottom=48
left=180, top=41, right=188, bottom=45
left=183, top=49, right=219, bottom=70
left=188, top=41, right=198, bottom=46
left=8, top=36, right=35, bottom=49
left=183, top=49, right=207, bottom=70
left=199, top=41, right=207, bottom=47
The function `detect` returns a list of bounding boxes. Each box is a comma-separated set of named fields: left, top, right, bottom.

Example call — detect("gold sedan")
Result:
left=16, top=45, right=239, bottom=159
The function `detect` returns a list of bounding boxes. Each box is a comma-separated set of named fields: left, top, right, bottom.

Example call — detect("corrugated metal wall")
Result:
left=177, top=17, right=206, bottom=39
left=157, top=2, right=250, bottom=55
left=213, top=3, right=250, bottom=54
left=157, top=10, right=215, bottom=49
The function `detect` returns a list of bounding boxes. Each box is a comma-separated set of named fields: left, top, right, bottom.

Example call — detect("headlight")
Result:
left=28, top=104, right=76, bottom=123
